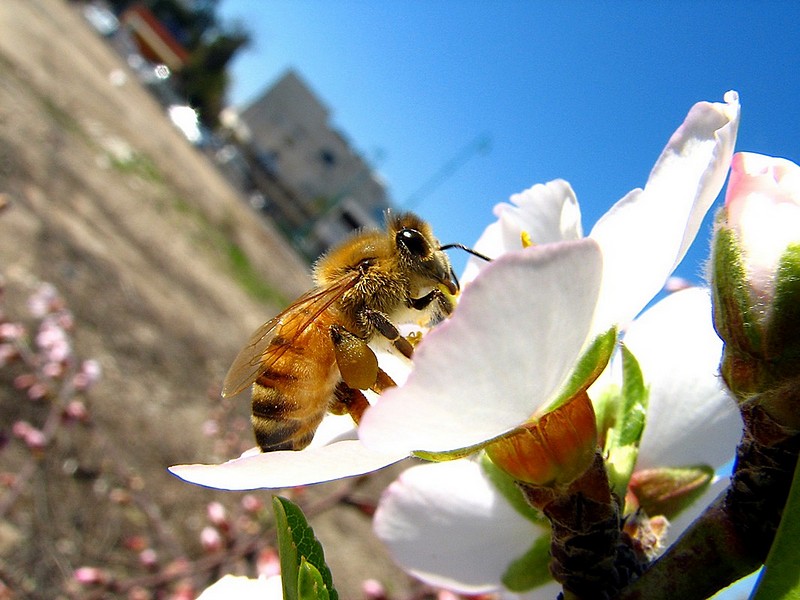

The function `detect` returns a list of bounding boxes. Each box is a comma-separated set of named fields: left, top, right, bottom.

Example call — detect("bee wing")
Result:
left=221, top=272, right=361, bottom=397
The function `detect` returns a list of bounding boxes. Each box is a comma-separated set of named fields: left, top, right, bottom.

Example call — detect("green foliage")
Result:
left=480, top=454, right=546, bottom=526
left=545, top=327, right=617, bottom=413
left=298, top=559, right=331, bottom=600
left=501, top=535, right=552, bottom=592
left=273, top=496, right=338, bottom=600
left=750, top=458, right=800, bottom=600
left=603, top=344, right=649, bottom=499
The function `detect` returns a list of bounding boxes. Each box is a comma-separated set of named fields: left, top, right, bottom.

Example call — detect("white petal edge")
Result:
left=373, top=459, right=554, bottom=595
left=462, top=179, right=584, bottom=285
left=624, top=287, right=742, bottom=470
left=169, top=440, right=407, bottom=491
left=359, top=239, right=603, bottom=455
left=590, top=91, right=740, bottom=330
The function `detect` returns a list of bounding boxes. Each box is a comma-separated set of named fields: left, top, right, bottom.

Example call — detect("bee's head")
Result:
left=389, top=212, right=458, bottom=295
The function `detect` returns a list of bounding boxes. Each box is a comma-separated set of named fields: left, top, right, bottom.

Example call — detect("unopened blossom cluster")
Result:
left=174, top=90, right=800, bottom=598
left=1, top=281, right=101, bottom=453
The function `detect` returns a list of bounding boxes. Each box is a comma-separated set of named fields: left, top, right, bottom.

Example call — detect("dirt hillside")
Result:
left=0, top=1, right=413, bottom=598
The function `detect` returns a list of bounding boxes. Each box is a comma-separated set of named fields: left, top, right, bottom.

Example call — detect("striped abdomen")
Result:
left=251, top=318, right=339, bottom=451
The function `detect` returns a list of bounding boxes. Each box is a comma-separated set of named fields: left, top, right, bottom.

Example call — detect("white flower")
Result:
left=196, top=574, right=282, bottom=600
left=360, top=92, right=740, bottom=457
left=169, top=413, right=407, bottom=490
left=172, top=93, right=740, bottom=491
left=374, top=458, right=561, bottom=598
left=373, top=287, right=743, bottom=595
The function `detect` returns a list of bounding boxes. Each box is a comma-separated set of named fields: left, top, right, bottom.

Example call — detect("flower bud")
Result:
left=711, top=152, right=800, bottom=421
left=485, top=391, right=597, bottom=487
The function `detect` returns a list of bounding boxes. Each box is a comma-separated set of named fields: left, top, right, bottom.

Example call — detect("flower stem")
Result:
left=615, top=401, right=800, bottom=600
left=519, top=452, right=647, bottom=599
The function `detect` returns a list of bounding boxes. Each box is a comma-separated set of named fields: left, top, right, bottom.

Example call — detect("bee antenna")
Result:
left=439, top=244, right=492, bottom=263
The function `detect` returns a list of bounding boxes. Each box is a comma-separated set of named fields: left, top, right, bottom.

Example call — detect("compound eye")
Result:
left=397, top=228, right=430, bottom=257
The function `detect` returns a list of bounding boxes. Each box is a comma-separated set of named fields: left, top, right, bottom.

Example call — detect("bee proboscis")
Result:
left=222, top=212, right=466, bottom=452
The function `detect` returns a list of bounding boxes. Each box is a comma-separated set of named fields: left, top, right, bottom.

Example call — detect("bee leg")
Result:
left=330, top=382, right=371, bottom=424
left=371, top=367, right=397, bottom=393
left=408, top=288, right=454, bottom=319
left=330, top=325, right=379, bottom=390
left=362, top=308, right=414, bottom=358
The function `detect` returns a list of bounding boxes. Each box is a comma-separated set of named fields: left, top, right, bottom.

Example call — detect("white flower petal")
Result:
left=169, top=440, right=406, bottom=490
left=624, top=287, right=742, bottom=470
left=590, top=91, right=740, bottom=329
left=462, top=180, right=583, bottom=284
left=374, top=460, right=551, bottom=595
left=306, top=414, right=358, bottom=447
left=359, top=239, right=603, bottom=454
left=197, top=575, right=282, bottom=600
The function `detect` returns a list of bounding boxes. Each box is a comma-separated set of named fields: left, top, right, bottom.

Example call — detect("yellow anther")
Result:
left=521, top=231, right=535, bottom=248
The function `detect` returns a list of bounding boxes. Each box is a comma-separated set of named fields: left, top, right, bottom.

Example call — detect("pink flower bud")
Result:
left=73, top=359, right=102, bottom=390
left=13, top=373, right=36, bottom=390
left=42, top=361, right=64, bottom=378
left=23, top=428, right=46, bottom=451
left=64, top=400, right=90, bottom=423
left=256, top=547, right=280, bottom=577
left=27, top=382, right=48, bottom=401
left=28, top=283, right=59, bottom=318
left=0, top=322, right=24, bottom=340
left=241, top=494, right=263, bottom=514
left=200, top=526, right=222, bottom=552
left=723, top=152, right=800, bottom=304
left=206, top=501, right=228, bottom=527
left=12, top=421, right=33, bottom=438
left=361, top=578, right=387, bottom=600
left=139, top=548, right=158, bottom=570
left=74, top=566, right=107, bottom=585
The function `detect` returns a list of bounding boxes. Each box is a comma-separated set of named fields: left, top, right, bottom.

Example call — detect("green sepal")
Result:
left=628, top=464, right=715, bottom=520
left=501, top=535, right=553, bottom=592
left=273, top=496, right=338, bottom=600
left=750, top=456, right=800, bottom=600
left=766, top=243, right=800, bottom=367
left=544, top=327, right=617, bottom=413
left=604, top=344, right=649, bottom=500
left=593, top=382, right=620, bottom=449
left=412, top=435, right=509, bottom=462
left=711, top=222, right=762, bottom=354
left=298, top=558, right=331, bottom=600
left=480, top=453, right=547, bottom=526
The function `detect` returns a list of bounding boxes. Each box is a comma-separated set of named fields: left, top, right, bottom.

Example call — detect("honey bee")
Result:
left=222, top=212, right=470, bottom=452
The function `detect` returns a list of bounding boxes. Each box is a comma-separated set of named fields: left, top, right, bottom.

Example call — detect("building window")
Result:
left=319, top=148, right=336, bottom=168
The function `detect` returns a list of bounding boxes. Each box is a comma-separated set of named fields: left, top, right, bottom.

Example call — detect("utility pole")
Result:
left=403, top=133, right=491, bottom=211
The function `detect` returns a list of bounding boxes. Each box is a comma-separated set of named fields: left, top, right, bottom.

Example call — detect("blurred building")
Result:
left=119, top=4, right=189, bottom=72
left=237, top=69, right=393, bottom=259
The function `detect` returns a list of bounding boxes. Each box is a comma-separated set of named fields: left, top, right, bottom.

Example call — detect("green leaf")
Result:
left=604, top=344, right=649, bottom=499
left=298, top=558, right=331, bottom=600
left=501, top=534, right=553, bottom=592
left=749, top=457, right=800, bottom=600
left=480, top=453, right=547, bottom=526
left=273, top=496, right=338, bottom=600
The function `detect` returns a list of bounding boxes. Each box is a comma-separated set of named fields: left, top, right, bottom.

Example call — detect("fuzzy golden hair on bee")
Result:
left=222, top=211, right=487, bottom=452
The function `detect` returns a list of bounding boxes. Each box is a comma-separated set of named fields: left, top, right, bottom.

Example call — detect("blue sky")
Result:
left=217, top=1, right=799, bottom=279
